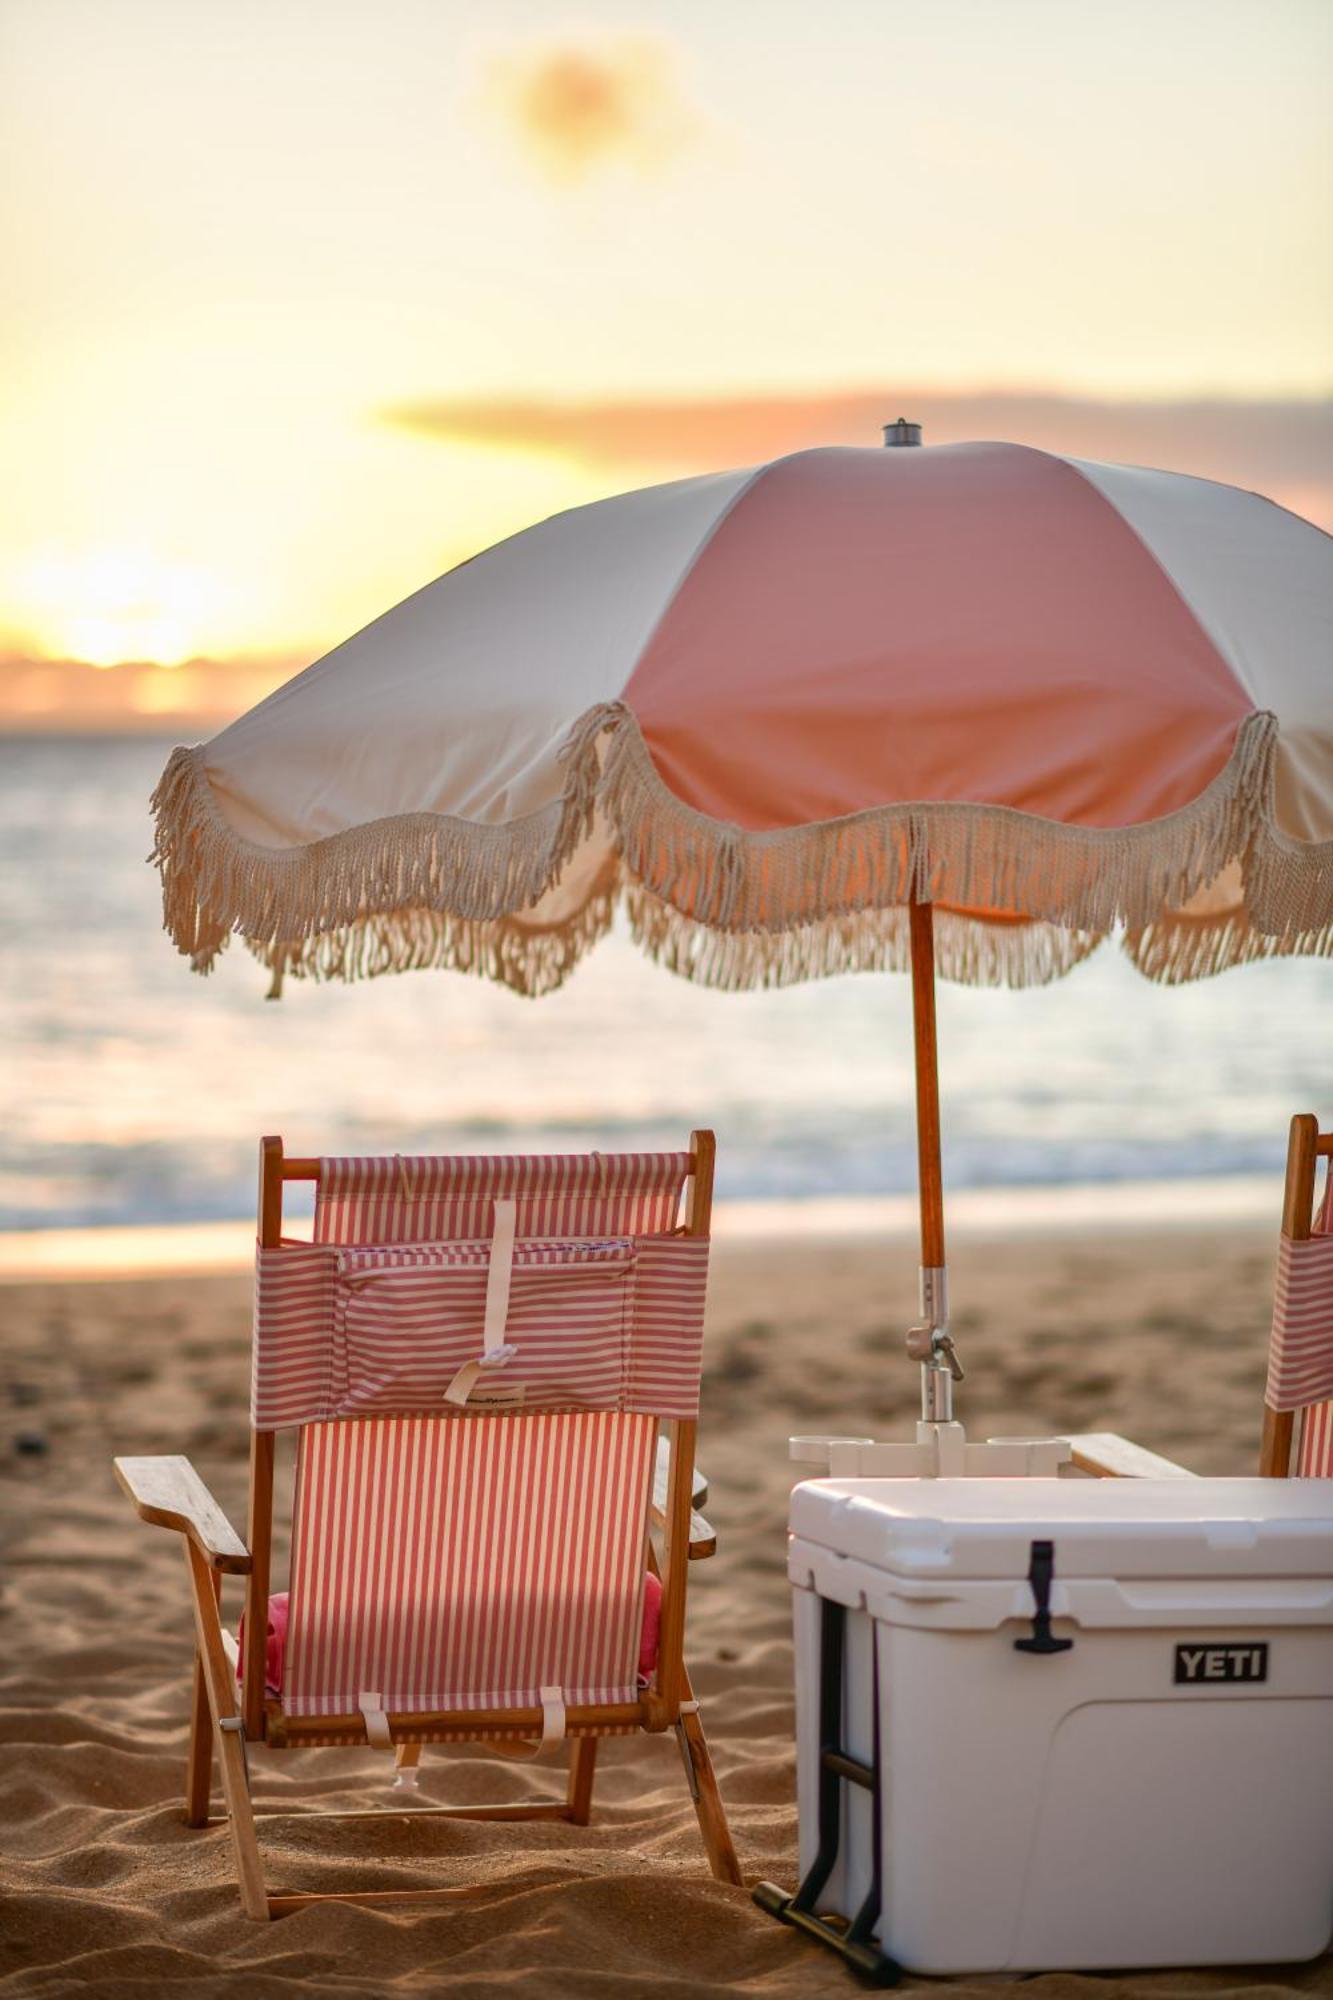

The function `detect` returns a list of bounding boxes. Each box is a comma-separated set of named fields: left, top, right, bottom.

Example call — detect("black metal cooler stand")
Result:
left=754, top=1540, right=1070, bottom=1980
left=753, top=1596, right=903, bottom=1987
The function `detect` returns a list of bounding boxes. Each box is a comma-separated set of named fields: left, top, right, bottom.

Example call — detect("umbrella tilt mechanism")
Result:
left=905, top=1262, right=962, bottom=1422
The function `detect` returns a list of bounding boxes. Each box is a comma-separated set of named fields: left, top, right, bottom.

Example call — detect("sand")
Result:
left=2, top=1225, right=1329, bottom=1998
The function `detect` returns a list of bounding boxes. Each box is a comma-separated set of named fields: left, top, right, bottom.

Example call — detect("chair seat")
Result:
left=240, top=1571, right=663, bottom=1700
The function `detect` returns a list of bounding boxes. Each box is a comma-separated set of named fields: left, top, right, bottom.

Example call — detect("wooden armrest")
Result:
left=655, top=1434, right=707, bottom=1507
left=669, top=1504, right=717, bottom=1560
left=1066, top=1433, right=1197, bottom=1480
left=113, top=1454, right=252, bottom=1572
left=652, top=1437, right=717, bottom=1559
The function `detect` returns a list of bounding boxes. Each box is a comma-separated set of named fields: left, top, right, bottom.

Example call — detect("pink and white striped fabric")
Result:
left=1267, top=1162, right=1333, bottom=1477
left=153, top=442, right=1333, bottom=996
left=334, top=1238, right=639, bottom=1415
left=281, top=1411, right=657, bottom=1717
left=322, top=1235, right=703, bottom=1418
left=250, top=1224, right=704, bottom=1432
left=312, top=1151, right=689, bottom=1244
left=1266, top=1232, right=1333, bottom=1413
left=1298, top=1401, right=1333, bottom=1477
left=267, top=1151, right=702, bottom=1720
left=251, top=1151, right=706, bottom=1428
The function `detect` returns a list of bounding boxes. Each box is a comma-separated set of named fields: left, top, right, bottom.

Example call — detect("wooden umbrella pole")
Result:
left=907, top=894, right=957, bottom=1421
left=908, top=896, right=945, bottom=1267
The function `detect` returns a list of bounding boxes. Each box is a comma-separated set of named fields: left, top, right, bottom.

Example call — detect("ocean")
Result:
left=2, top=733, right=1330, bottom=1239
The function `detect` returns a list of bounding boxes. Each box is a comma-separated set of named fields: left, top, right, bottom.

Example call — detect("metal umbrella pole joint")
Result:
left=883, top=418, right=963, bottom=1421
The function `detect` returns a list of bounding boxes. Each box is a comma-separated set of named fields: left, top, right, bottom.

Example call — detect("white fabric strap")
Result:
left=359, top=1690, right=394, bottom=1750
left=445, top=1197, right=519, bottom=1406
left=483, top=1197, right=518, bottom=1357
left=360, top=1681, right=564, bottom=1763
left=539, top=1684, right=566, bottom=1749
left=487, top=1684, right=567, bottom=1760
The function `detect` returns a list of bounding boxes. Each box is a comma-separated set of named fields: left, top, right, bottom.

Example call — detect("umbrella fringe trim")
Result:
left=148, top=716, right=608, bottom=980
left=1124, top=911, right=1333, bottom=985
left=623, top=887, right=1105, bottom=990
left=594, top=703, right=1283, bottom=940
left=151, top=701, right=1333, bottom=995
left=243, top=877, right=622, bottom=1001
left=233, top=888, right=1333, bottom=999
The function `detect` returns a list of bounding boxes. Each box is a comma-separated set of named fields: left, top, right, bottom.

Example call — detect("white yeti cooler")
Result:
left=780, top=1477, right=1333, bottom=1976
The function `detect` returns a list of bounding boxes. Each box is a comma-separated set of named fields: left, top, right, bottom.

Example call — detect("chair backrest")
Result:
left=1262, top=1114, right=1333, bottom=1478
left=242, top=1136, right=714, bottom=1736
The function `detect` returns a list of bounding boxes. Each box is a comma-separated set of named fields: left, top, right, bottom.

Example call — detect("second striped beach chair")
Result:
left=115, top=1132, right=739, bottom=1918
left=1261, top=1113, right=1333, bottom=1478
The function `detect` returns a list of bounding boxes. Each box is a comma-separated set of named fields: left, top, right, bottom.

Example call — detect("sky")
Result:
left=2, top=0, right=1330, bottom=729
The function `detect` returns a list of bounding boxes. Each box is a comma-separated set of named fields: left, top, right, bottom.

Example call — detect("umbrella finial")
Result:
left=882, top=417, right=922, bottom=447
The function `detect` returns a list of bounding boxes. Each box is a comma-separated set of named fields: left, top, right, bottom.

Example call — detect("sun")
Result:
left=15, top=546, right=228, bottom=667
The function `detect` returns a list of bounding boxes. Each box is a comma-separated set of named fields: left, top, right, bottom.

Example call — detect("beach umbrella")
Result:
left=151, top=430, right=1333, bottom=1413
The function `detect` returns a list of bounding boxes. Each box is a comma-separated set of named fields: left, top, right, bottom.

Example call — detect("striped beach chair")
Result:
left=115, top=1132, right=740, bottom=1919
left=1261, top=1114, right=1333, bottom=1478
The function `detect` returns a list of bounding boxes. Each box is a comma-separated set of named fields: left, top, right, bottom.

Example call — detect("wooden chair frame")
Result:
left=1063, top=1434, right=1196, bottom=1480
left=1260, top=1112, right=1332, bottom=1478
left=115, top=1129, right=740, bottom=1919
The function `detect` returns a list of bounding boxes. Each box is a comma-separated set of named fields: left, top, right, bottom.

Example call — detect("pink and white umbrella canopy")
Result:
left=153, top=442, right=1333, bottom=995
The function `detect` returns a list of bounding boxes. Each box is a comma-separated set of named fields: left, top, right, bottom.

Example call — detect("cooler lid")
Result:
left=789, top=1477, right=1333, bottom=1581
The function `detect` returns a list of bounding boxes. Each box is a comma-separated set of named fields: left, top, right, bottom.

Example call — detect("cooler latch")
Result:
left=1013, top=1538, right=1074, bottom=1656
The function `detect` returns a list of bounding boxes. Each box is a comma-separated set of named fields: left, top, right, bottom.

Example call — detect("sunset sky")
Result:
left=2, top=0, right=1329, bottom=728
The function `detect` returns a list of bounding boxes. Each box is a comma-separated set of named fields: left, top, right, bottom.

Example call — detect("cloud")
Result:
left=485, top=37, right=695, bottom=183
left=386, top=387, right=1333, bottom=528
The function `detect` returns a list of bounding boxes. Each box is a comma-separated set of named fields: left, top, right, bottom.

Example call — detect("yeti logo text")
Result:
left=1173, top=1643, right=1269, bottom=1685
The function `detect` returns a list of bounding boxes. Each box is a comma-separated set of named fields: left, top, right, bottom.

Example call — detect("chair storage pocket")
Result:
left=333, top=1238, right=636, bottom=1414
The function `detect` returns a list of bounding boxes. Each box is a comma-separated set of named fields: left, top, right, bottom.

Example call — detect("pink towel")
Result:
left=235, top=1590, right=289, bottom=1695
left=637, top=1570, right=662, bottom=1681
